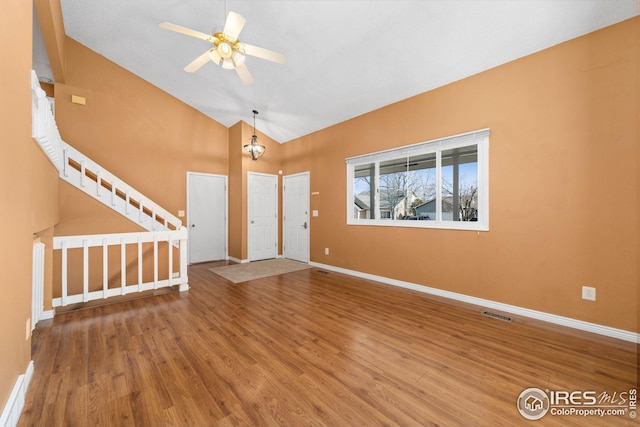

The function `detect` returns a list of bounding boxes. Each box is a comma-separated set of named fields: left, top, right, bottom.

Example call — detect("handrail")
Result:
left=61, top=141, right=182, bottom=231
left=53, top=228, right=188, bottom=307
left=31, top=70, right=63, bottom=171
left=30, top=69, right=182, bottom=232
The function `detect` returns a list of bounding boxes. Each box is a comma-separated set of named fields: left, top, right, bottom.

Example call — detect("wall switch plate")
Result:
left=178, top=210, right=185, bottom=217
left=71, top=95, right=86, bottom=105
left=325, top=248, right=329, bottom=255
left=313, top=210, right=318, bottom=217
left=582, top=286, right=596, bottom=301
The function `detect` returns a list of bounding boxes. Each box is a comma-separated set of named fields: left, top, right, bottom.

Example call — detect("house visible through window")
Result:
left=347, top=129, right=489, bottom=231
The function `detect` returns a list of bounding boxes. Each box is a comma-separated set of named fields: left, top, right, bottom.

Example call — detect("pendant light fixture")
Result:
left=243, top=109, right=266, bottom=160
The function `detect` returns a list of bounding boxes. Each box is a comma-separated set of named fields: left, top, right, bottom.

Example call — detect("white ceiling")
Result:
left=34, top=1, right=638, bottom=143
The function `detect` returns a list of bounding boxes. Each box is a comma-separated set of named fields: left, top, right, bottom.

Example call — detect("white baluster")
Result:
left=102, top=238, right=108, bottom=298
left=121, top=237, right=126, bottom=295
left=63, top=149, right=69, bottom=177
left=61, top=240, right=68, bottom=306
left=168, top=234, right=173, bottom=286
left=111, top=182, right=117, bottom=207
left=125, top=191, right=130, bottom=215
left=137, top=236, right=143, bottom=288
left=179, top=233, right=189, bottom=291
left=96, top=171, right=102, bottom=197
left=83, top=239, right=89, bottom=302
left=80, top=161, right=86, bottom=187
left=153, top=235, right=158, bottom=289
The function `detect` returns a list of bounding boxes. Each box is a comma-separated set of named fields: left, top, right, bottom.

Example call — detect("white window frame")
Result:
left=346, top=129, right=489, bottom=231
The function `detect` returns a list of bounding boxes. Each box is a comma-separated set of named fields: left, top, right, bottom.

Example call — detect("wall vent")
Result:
left=481, top=310, right=513, bottom=322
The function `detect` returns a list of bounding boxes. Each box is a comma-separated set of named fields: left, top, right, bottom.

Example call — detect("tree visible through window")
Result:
left=346, top=130, right=488, bottom=231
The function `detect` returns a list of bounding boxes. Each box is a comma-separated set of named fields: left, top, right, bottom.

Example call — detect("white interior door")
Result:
left=187, top=172, right=227, bottom=263
left=248, top=172, right=278, bottom=261
left=283, top=172, right=310, bottom=263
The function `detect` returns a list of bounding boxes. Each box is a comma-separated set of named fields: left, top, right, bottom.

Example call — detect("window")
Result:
left=346, top=129, right=489, bottom=231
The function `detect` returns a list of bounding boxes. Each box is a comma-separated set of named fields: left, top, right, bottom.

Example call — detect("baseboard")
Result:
left=310, top=262, right=638, bottom=343
left=0, top=361, right=34, bottom=427
left=227, top=256, right=249, bottom=264
left=38, top=310, right=54, bottom=321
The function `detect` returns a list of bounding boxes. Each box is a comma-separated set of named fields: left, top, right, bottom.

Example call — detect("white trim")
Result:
left=347, top=129, right=489, bottom=231
left=345, top=128, right=490, bottom=164
left=0, top=361, right=34, bottom=427
left=247, top=172, right=279, bottom=261
left=227, top=256, right=249, bottom=264
left=309, top=262, right=638, bottom=343
left=39, top=310, right=54, bottom=321
left=52, top=278, right=176, bottom=307
left=186, top=172, right=229, bottom=264
left=283, top=171, right=311, bottom=263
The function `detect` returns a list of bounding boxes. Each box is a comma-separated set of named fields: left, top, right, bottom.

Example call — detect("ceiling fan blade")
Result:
left=159, top=22, right=215, bottom=42
left=241, top=43, right=286, bottom=64
left=235, top=62, right=254, bottom=85
left=184, top=50, right=213, bottom=73
left=223, top=11, right=246, bottom=40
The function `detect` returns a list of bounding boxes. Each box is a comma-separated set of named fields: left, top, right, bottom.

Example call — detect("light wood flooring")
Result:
left=18, top=262, right=638, bottom=426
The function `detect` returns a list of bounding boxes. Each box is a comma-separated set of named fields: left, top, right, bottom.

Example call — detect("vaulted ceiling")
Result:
left=33, top=1, right=638, bottom=142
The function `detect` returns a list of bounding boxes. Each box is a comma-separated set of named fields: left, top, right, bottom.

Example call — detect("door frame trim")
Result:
left=247, top=172, right=279, bottom=262
left=283, top=171, right=310, bottom=263
left=186, top=171, right=228, bottom=264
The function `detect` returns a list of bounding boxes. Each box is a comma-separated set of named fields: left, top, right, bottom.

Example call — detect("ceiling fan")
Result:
left=159, top=11, right=286, bottom=85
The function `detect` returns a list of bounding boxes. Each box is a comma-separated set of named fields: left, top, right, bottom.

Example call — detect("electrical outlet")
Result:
left=582, top=286, right=596, bottom=301
left=325, top=248, right=329, bottom=255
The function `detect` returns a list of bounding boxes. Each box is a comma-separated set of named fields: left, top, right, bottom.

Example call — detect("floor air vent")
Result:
left=317, top=270, right=330, bottom=275
left=481, top=311, right=513, bottom=322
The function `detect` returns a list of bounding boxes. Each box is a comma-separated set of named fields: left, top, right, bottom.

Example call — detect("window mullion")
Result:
left=374, top=161, right=380, bottom=222
left=436, top=149, right=442, bottom=222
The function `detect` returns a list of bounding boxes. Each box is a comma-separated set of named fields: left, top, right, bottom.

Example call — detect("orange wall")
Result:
left=43, top=10, right=636, bottom=334
left=282, top=18, right=639, bottom=332
left=55, top=37, right=229, bottom=225
left=0, top=0, right=59, bottom=411
left=228, top=121, right=282, bottom=260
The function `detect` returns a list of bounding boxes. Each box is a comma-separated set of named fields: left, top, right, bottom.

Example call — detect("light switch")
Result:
left=178, top=210, right=185, bottom=217
left=312, top=210, right=318, bottom=217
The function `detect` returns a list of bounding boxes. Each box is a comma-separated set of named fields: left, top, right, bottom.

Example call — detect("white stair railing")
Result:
left=53, top=228, right=188, bottom=307
left=60, top=142, right=182, bottom=232
left=31, top=70, right=181, bottom=232
left=31, top=70, right=63, bottom=171
left=32, top=70, right=189, bottom=309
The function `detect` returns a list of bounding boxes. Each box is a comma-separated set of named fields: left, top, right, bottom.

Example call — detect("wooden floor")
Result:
left=19, top=262, right=638, bottom=426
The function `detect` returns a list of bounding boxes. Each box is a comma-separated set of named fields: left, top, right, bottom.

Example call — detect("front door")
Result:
left=187, top=172, right=227, bottom=263
left=283, top=172, right=309, bottom=263
left=247, top=172, right=278, bottom=261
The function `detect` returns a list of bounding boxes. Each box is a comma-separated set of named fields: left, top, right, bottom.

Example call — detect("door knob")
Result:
left=303, top=222, right=308, bottom=229
left=191, top=224, right=195, bottom=227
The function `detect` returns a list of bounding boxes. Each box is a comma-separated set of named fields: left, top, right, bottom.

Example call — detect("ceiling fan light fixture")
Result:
left=243, top=110, right=266, bottom=161
left=160, top=11, right=286, bottom=85
left=217, top=41, right=233, bottom=58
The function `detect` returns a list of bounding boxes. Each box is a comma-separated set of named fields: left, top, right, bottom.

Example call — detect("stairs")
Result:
left=31, top=70, right=189, bottom=308
left=31, top=71, right=182, bottom=232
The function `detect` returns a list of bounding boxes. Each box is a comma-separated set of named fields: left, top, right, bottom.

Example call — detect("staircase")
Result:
left=31, top=71, right=188, bottom=308
left=31, top=72, right=181, bottom=232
